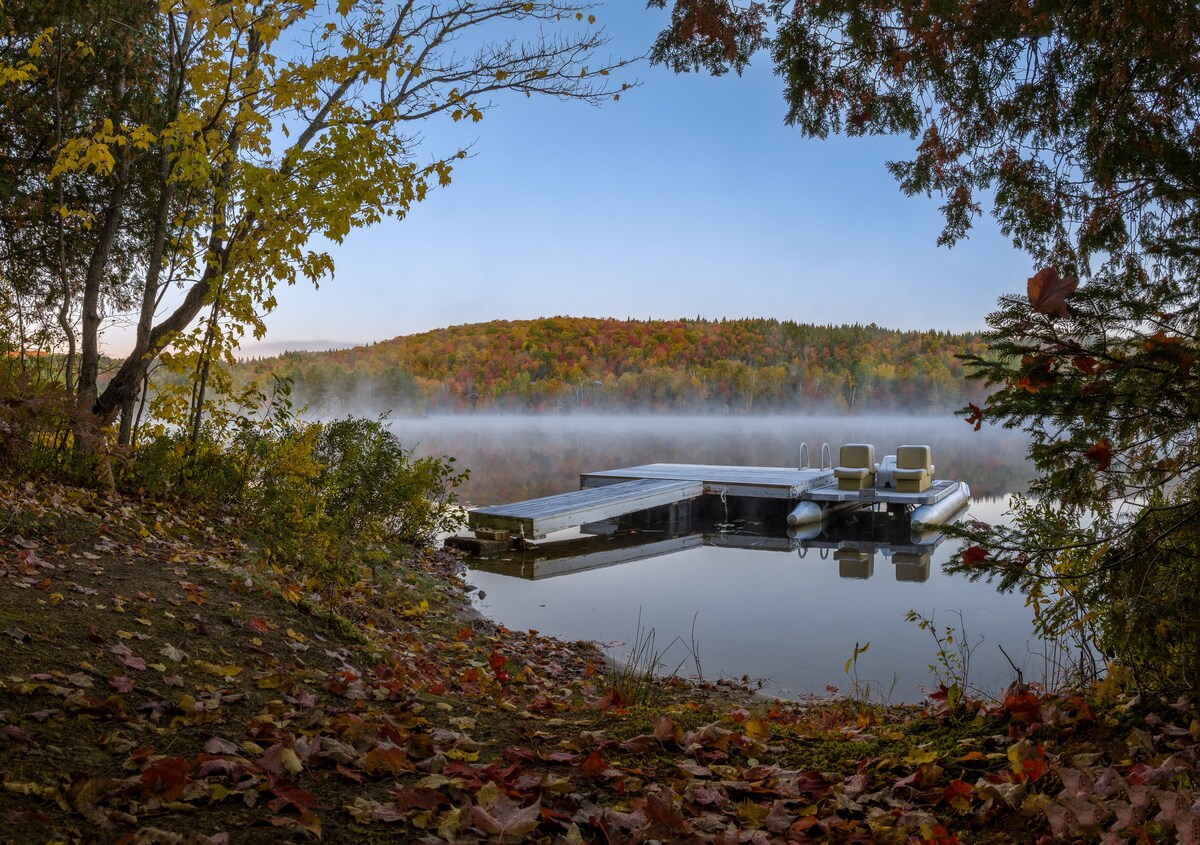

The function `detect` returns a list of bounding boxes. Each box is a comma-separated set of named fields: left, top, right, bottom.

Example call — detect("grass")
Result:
left=602, top=609, right=704, bottom=708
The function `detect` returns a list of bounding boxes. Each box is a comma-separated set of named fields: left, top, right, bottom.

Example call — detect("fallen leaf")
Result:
left=468, top=795, right=541, bottom=838
left=109, top=643, right=146, bottom=671
left=203, top=736, right=242, bottom=756
left=364, top=745, right=410, bottom=775
left=140, top=757, right=192, bottom=801
left=261, top=743, right=304, bottom=776
left=160, top=644, right=188, bottom=663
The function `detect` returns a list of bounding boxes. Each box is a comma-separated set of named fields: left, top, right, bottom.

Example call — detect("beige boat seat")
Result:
left=892, top=550, right=931, bottom=582
left=835, top=548, right=875, bottom=579
left=893, top=445, right=933, bottom=493
left=834, top=443, right=876, bottom=490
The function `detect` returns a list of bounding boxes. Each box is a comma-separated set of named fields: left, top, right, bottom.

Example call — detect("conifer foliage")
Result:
left=652, top=0, right=1200, bottom=691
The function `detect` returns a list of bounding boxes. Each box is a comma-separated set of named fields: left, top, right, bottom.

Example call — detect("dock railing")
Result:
left=796, top=442, right=833, bottom=470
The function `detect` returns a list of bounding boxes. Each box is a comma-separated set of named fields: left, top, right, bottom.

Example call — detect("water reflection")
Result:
left=471, top=501, right=955, bottom=584
left=389, top=414, right=1038, bottom=702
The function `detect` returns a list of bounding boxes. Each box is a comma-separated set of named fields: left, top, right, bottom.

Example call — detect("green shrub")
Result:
left=127, top=412, right=467, bottom=593
left=314, top=417, right=466, bottom=546
left=122, top=431, right=247, bottom=505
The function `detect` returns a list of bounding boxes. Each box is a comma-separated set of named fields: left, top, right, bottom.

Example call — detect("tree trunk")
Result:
left=189, top=299, right=223, bottom=443
left=77, top=69, right=130, bottom=408
left=94, top=262, right=219, bottom=423
left=115, top=22, right=186, bottom=445
left=116, top=165, right=176, bottom=445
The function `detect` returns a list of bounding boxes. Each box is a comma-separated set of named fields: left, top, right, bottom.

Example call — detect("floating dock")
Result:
left=464, top=453, right=969, bottom=542
left=580, top=464, right=836, bottom=498
left=467, top=477, right=705, bottom=538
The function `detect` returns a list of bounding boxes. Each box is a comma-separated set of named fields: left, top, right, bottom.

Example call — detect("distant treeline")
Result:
left=238, top=317, right=990, bottom=413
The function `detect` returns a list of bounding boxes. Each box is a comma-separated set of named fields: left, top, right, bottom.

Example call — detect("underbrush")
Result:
left=1, top=362, right=466, bottom=602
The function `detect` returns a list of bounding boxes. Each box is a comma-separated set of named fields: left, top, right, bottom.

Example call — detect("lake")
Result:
left=389, top=413, right=1042, bottom=702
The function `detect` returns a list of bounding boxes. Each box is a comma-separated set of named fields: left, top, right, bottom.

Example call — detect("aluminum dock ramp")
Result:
left=467, top=477, right=705, bottom=538
left=466, top=465, right=835, bottom=539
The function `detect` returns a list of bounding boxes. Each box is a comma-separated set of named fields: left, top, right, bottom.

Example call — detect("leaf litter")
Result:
left=2, top=476, right=1199, bottom=843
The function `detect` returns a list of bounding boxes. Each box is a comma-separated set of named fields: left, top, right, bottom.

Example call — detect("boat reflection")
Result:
left=467, top=500, right=965, bottom=582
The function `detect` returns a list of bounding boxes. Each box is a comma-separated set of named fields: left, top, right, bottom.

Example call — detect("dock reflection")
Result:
left=466, top=500, right=961, bottom=582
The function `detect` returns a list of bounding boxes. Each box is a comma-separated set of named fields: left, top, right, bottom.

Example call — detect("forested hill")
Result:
left=239, top=317, right=989, bottom=413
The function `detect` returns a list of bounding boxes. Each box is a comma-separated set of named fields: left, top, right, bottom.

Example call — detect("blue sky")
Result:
left=235, top=3, right=1032, bottom=353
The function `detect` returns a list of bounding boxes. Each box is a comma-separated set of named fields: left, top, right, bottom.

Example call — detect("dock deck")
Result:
left=581, top=463, right=835, bottom=498
left=467, top=477, right=704, bottom=538
left=802, top=478, right=963, bottom=506
left=465, top=462, right=967, bottom=540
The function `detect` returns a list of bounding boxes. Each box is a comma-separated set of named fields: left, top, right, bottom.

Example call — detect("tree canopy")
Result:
left=650, top=0, right=1200, bottom=691
left=1, top=1, right=630, bottom=443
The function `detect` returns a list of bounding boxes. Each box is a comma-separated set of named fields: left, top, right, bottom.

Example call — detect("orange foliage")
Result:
left=242, top=317, right=988, bottom=413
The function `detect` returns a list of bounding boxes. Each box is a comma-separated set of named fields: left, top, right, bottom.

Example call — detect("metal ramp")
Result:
left=467, top=477, right=704, bottom=538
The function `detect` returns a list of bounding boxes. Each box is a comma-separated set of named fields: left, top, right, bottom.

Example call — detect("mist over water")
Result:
left=386, top=413, right=1039, bottom=702
left=387, top=412, right=1030, bottom=505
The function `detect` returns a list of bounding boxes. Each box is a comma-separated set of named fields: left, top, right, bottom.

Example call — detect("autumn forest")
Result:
left=240, top=317, right=987, bottom=414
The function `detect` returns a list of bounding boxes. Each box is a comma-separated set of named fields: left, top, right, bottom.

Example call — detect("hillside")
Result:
left=238, top=317, right=989, bottom=414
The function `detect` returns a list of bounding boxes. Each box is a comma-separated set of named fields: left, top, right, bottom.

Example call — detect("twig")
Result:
left=998, top=643, right=1024, bottom=687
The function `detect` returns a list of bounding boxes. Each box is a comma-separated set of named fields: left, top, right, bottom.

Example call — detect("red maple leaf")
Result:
left=578, top=748, right=611, bottom=779
left=1027, top=267, right=1077, bottom=317
left=1084, top=438, right=1113, bottom=471
left=1003, top=688, right=1041, bottom=723
left=964, top=402, right=984, bottom=431
left=1021, top=751, right=1047, bottom=782
left=941, top=779, right=973, bottom=812
left=140, top=757, right=192, bottom=801
left=961, top=545, right=990, bottom=566
left=267, top=783, right=319, bottom=814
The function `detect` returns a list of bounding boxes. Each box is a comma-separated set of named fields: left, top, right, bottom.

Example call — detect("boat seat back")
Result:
left=835, top=548, right=875, bottom=579
left=839, top=444, right=875, bottom=469
left=896, top=445, right=932, bottom=471
left=893, top=445, right=932, bottom=493
left=833, top=443, right=876, bottom=490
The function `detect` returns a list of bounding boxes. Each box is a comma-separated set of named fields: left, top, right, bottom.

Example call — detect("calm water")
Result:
left=390, top=414, right=1040, bottom=702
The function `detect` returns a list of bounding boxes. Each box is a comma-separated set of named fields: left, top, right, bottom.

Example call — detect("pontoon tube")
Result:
left=911, top=482, right=971, bottom=529
left=787, top=500, right=824, bottom=527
